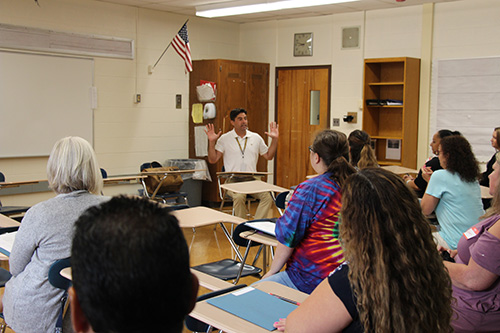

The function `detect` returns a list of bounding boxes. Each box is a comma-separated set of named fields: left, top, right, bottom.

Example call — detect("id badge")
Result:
left=463, top=227, right=479, bottom=240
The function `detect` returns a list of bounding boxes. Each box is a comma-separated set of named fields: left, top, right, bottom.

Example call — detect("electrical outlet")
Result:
left=333, top=118, right=340, bottom=126
left=176, top=94, right=182, bottom=109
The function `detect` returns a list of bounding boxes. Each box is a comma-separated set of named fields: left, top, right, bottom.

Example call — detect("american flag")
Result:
left=172, top=23, right=192, bottom=72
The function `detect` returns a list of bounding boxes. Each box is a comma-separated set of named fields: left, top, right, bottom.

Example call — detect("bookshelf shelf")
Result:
left=362, top=57, right=420, bottom=168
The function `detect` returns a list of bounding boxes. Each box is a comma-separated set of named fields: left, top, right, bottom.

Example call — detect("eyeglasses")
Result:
left=308, top=146, right=314, bottom=153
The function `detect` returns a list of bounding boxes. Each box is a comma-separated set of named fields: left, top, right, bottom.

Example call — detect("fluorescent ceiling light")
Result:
left=196, top=0, right=360, bottom=18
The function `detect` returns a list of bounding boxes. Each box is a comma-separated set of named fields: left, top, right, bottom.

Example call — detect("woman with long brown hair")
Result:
left=275, top=168, right=453, bottom=332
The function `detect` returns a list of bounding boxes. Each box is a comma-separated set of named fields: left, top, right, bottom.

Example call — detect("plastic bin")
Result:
left=165, top=159, right=210, bottom=207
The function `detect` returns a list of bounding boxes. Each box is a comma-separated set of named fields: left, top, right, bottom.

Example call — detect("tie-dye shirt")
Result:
left=275, top=172, right=345, bottom=294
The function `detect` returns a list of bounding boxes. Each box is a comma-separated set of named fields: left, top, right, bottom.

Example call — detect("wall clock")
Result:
left=294, top=32, right=313, bottom=57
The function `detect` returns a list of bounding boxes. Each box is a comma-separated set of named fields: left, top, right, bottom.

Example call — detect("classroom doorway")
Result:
left=275, top=66, right=331, bottom=189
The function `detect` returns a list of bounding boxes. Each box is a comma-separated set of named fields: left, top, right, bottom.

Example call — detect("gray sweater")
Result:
left=3, top=190, right=109, bottom=333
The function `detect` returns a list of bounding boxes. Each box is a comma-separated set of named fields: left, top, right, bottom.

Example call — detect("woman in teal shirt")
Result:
left=421, top=135, right=484, bottom=249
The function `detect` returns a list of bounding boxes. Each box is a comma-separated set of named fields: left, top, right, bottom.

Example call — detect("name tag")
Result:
left=463, top=227, right=479, bottom=240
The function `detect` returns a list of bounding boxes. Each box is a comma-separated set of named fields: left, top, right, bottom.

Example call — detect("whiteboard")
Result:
left=430, top=57, right=500, bottom=162
left=0, top=51, right=93, bottom=157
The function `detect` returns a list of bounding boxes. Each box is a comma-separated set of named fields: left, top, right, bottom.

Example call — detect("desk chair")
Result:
left=0, top=172, right=30, bottom=219
left=48, top=257, right=72, bottom=333
left=274, top=191, right=289, bottom=216
left=191, top=222, right=264, bottom=285
left=185, top=284, right=247, bottom=333
left=0, top=268, right=12, bottom=333
left=139, top=162, right=188, bottom=206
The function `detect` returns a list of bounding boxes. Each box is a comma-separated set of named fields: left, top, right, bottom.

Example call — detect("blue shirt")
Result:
left=425, top=169, right=484, bottom=249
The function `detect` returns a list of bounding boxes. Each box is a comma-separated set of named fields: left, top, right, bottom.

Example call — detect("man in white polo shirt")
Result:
left=205, top=108, right=279, bottom=219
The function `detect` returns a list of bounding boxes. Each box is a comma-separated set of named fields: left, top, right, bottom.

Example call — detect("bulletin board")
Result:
left=430, top=56, right=500, bottom=162
left=0, top=51, right=94, bottom=157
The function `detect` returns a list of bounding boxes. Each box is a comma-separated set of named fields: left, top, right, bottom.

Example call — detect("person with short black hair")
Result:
left=69, top=195, right=198, bottom=333
left=205, top=108, right=279, bottom=219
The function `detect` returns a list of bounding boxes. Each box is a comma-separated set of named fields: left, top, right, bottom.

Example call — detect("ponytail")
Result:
left=357, top=144, right=378, bottom=170
left=327, top=155, right=356, bottom=187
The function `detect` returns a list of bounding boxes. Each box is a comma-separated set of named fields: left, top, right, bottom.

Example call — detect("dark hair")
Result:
left=437, top=129, right=461, bottom=139
left=348, top=130, right=378, bottom=169
left=311, top=129, right=356, bottom=187
left=230, top=108, right=247, bottom=121
left=341, top=168, right=453, bottom=332
left=440, top=135, right=479, bottom=183
left=71, top=196, right=192, bottom=333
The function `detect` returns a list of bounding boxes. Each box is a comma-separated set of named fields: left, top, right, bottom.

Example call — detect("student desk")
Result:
left=103, top=175, right=146, bottom=185
left=171, top=207, right=246, bottom=259
left=0, top=214, right=21, bottom=228
left=239, top=230, right=279, bottom=275
left=0, top=179, right=40, bottom=189
left=480, top=185, right=493, bottom=199
left=190, top=281, right=308, bottom=333
left=59, top=263, right=236, bottom=292
left=381, top=165, right=418, bottom=175
left=0, top=214, right=20, bottom=259
left=220, top=180, right=288, bottom=195
left=141, top=169, right=203, bottom=202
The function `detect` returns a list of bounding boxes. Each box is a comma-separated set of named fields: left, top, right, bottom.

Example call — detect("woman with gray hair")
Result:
left=1, top=136, right=109, bottom=333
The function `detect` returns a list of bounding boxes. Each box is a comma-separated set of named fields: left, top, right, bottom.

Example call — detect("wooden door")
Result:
left=275, top=66, right=330, bottom=189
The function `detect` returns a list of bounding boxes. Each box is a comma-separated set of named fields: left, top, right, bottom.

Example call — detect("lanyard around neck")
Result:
left=236, top=137, right=248, bottom=157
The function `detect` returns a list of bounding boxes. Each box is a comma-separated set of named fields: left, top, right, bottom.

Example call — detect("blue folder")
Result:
left=206, top=287, right=298, bottom=331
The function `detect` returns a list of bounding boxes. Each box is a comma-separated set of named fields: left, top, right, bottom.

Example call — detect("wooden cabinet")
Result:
left=362, top=57, right=420, bottom=168
left=188, top=59, right=270, bottom=203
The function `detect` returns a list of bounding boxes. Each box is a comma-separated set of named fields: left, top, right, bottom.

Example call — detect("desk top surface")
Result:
left=141, top=169, right=204, bottom=176
left=221, top=180, right=288, bottom=194
left=381, top=165, right=419, bottom=175
left=103, top=175, right=146, bottom=184
left=216, top=171, right=271, bottom=177
left=240, top=230, right=279, bottom=247
left=481, top=185, right=493, bottom=199
left=172, top=206, right=245, bottom=228
left=0, top=179, right=42, bottom=189
left=190, top=281, right=307, bottom=333
left=0, top=214, right=21, bottom=228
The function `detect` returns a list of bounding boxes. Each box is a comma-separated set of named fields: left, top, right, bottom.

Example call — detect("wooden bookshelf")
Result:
left=362, top=57, right=420, bottom=168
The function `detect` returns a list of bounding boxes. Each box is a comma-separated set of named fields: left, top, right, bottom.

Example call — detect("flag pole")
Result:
left=148, top=19, right=189, bottom=74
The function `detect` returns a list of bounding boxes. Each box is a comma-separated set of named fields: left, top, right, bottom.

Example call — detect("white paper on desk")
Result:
left=0, top=231, right=17, bottom=256
left=245, top=221, right=276, bottom=237
left=194, top=126, right=208, bottom=157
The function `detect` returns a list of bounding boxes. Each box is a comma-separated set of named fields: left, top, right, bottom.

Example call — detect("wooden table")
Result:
left=220, top=180, right=288, bottom=195
left=190, top=281, right=308, bottom=333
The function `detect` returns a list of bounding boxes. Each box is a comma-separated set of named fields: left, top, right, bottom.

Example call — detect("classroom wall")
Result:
left=1, top=0, right=498, bottom=206
left=0, top=0, right=241, bottom=205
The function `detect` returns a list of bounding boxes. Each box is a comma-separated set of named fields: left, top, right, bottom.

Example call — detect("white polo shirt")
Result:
left=215, top=129, right=268, bottom=172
